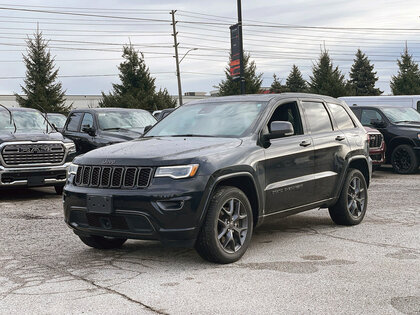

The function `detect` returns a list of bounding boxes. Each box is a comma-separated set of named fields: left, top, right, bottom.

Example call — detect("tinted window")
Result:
left=360, top=109, right=383, bottom=126
left=268, top=102, right=303, bottom=135
left=302, top=102, right=333, bottom=133
left=66, top=112, right=83, bottom=132
left=80, top=113, right=94, bottom=130
left=328, top=103, right=355, bottom=129
left=417, top=101, right=420, bottom=112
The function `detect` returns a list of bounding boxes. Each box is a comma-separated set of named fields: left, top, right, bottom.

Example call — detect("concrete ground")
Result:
left=0, top=167, right=419, bottom=314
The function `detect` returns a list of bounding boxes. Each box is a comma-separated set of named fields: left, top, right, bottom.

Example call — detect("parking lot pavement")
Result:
left=0, top=168, right=419, bottom=314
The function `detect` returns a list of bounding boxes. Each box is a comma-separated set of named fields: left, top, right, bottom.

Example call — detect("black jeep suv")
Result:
left=62, top=108, right=156, bottom=155
left=350, top=105, right=420, bottom=174
left=64, top=94, right=371, bottom=263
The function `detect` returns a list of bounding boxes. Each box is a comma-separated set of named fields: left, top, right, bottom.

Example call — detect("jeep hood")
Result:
left=75, top=136, right=242, bottom=166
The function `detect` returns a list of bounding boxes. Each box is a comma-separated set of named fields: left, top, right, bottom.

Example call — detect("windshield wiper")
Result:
left=0, top=103, right=17, bottom=133
left=103, top=127, right=133, bottom=132
left=169, top=134, right=214, bottom=137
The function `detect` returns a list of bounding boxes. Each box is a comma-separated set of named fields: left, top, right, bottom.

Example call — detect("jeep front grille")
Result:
left=74, top=166, right=153, bottom=189
left=1, top=143, right=65, bottom=166
left=369, top=134, right=383, bottom=149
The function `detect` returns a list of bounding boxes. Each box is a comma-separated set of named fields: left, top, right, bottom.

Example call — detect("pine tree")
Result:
left=218, top=53, right=263, bottom=95
left=15, top=30, right=69, bottom=114
left=100, top=45, right=176, bottom=110
left=309, top=50, right=349, bottom=97
left=349, top=49, right=382, bottom=96
left=390, top=46, right=420, bottom=95
left=269, top=74, right=287, bottom=93
left=286, top=65, right=307, bottom=92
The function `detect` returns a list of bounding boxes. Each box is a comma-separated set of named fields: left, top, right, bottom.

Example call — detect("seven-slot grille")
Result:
left=1, top=143, right=65, bottom=166
left=75, top=165, right=153, bottom=189
left=369, top=133, right=383, bottom=148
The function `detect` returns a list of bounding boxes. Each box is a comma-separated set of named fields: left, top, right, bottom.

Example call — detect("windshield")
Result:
left=0, top=109, right=50, bottom=133
left=47, top=114, right=67, bottom=129
left=382, top=107, right=420, bottom=123
left=146, top=101, right=267, bottom=138
left=98, top=110, right=156, bottom=131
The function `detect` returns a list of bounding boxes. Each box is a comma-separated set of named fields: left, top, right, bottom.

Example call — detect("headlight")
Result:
left=155, top=164, right=199, bottom=179
left=68, top=163, right=78, bottom=176
left=64, top=142, right=76, bottom=154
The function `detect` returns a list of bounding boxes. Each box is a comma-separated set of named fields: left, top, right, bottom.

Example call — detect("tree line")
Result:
left=13, top=31, right=420, bottom=115
left=218, top=47, right=420, bottom=97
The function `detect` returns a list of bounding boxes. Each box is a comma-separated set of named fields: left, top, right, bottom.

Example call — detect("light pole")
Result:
left=180, top=48, right=198, bottom=64
left=175, top=48, right=198, bottom=106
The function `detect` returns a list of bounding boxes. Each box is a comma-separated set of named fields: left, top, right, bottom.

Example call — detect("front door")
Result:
left=263, top=101, right=316, bottom=214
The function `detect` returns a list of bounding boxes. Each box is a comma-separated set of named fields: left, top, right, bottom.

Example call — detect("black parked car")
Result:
left=64, top=94, right=371, bottom=263
left=350, top=105, right=420, bottom=174
left=62, top=108, right=156, bottom=155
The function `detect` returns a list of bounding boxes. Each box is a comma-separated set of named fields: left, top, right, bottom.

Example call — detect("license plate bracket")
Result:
left=27, top=176, right=45, bottom=187
left=87, top=195, right=113, bottom=214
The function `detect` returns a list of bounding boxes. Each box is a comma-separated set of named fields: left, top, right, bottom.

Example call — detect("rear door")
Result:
left=301, top=100, right=349, bottom=201
left=63, top=112, right=83, bottom=153
left=263, top=100, right=316, bottom=213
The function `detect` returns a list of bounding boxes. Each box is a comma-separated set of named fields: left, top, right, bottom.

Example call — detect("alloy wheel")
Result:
left=217, top=198, right=249, bottom=254
left=347, top=177, right=366, bottom=217
left=393, top=148, right=412, bottom=172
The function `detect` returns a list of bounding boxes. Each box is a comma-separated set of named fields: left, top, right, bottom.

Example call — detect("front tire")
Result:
left=328, top=169, right=368, bottom=226
left=195, top=186, right=253, bottom=264
left=79, top=235, right=127, bottom=249
left=391, top=144, right=419, bottom=174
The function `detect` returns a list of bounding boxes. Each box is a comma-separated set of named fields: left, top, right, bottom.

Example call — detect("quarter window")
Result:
left=328, top=103, right=355, bottom=129
left=302, top=102, right=333, bottom=133
left=66, top=112, right=83, bottom=132
left=360, top=109, right=383, bottom=126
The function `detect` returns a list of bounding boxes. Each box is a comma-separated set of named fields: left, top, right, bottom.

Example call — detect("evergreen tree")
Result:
left=15, top=30, right=69, bottom=114
left=309, top=50, right=349, bottom=97
left=390, top=46, right=420, bottom=95
left=218, top=53, right=263, bottom=95
left=286, top=64, right=307, bottom=92
left=100, top=45, right=175, bottom=110
left=269, top=74, right=287, bottom=93
left=349, top=49, right=382, bottom=96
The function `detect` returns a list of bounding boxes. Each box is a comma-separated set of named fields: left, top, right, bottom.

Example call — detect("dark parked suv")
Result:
left=62, top=108, right=156, bottom=155
left=64, top=94, right=371, bottom=263
left=350, top=105, right=420, bottom=174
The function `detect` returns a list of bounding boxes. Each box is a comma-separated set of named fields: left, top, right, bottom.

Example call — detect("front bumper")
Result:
left=63, top=174, right=211, bottom=247
left=0, top=163, right=71, bottom=187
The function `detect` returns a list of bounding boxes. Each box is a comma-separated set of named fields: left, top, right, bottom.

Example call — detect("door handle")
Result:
left=335, top=136, right=345, bottom=141
left=299, top=140, right=311, bottom=147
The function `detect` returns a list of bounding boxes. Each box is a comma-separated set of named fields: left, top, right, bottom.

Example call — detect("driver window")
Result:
left=360, top=109, right=383, bottom=126
left=80, top=113, right=94, bottom=131
left=268, top=101, right=303, bottom=135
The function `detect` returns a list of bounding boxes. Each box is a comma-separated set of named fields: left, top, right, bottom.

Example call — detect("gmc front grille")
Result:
left=1, top=143, right=65, bottom=166
left=369, top=134, right=383, bottom=149
left=74, top=166, right=153, bottom=189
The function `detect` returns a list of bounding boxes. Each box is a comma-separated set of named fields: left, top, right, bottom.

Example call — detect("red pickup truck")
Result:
left=365, top=127, right=385, bottom=170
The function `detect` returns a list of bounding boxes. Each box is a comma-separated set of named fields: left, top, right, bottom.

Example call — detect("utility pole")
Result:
left=237, top=0, right=245, bottom=94
left=171, top=10, right=183, bottom=106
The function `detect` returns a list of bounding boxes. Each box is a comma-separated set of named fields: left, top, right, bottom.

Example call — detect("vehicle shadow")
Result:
left=0, top=187, right=58, bottom=202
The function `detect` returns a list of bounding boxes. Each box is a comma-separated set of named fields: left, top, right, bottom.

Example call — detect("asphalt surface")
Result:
left=0, top=167, right=419, bottom=314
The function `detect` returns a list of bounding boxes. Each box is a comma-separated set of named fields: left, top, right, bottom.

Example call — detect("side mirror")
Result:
left=82, top=126, right=96, bottom=136
left=265, top=121, right=294, bottom=140
left=370, top=119, right=386, bottom=128
left=143, top=125, right=153, bottom=134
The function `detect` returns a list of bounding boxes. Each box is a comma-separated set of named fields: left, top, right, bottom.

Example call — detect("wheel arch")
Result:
left=388, top=137, right=416, bottom=155
left=347, top=156, right=371, bottom=188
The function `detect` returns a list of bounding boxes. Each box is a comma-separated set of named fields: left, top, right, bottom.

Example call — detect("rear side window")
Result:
left=327, top=103, right=355, bottom=129
left=80, top=113, right=94, bottom=130
left=66, top=112, right=83, bottom=132
left=417, top=101, right=420, bottom=112
left=302, top=102, right=333, bottom=133
left=360, top=109, right=383, bottom=126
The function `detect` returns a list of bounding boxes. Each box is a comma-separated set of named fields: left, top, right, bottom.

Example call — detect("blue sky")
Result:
left=0, top=0, right=419, bottom=96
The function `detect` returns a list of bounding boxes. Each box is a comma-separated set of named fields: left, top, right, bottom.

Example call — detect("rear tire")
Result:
left=195, top=186, right=253, bottom=264
left=328, top=169, right=368, bottom=226
left=54, top=185, right=64, bottom=195
left=79, top=235, right=127, bottom=249
left=391, top=144, right=419, bottom=174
